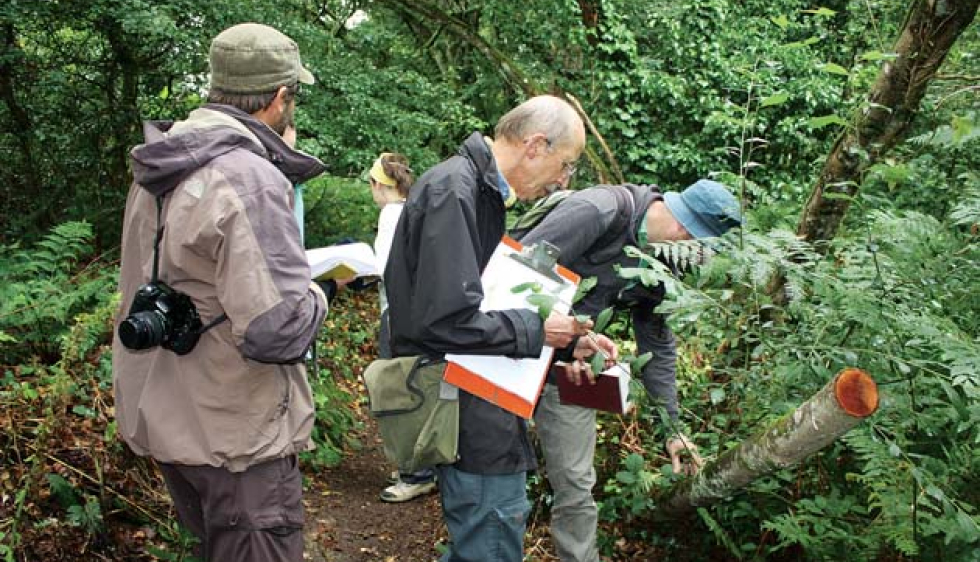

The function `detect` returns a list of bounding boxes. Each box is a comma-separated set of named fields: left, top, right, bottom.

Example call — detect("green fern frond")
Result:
left=699, top=507, right=744, bottom=560
left=0, top=221, right=114, bottom=362
left=645, top=239, right=706, bottom=271
left=949, top=188, right=980, bottom=228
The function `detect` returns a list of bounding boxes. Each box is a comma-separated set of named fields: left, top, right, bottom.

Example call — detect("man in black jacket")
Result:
left=384, top=95, right=616, bottom=562
left=516, top=180, right=742, bottom=562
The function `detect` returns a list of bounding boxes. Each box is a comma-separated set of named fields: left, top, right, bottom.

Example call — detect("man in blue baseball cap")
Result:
left=513, top=179, right=742, bottom=562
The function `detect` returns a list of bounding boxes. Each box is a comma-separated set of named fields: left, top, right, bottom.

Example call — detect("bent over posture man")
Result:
left=113, top=23, right=333, bottom=561
left=516, top=179, right=742, bottom=562
left=384, top=95, right=616, bottom=562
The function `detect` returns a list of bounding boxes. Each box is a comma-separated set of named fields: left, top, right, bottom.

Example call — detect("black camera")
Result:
left=117, top=281, right=203, bottom=355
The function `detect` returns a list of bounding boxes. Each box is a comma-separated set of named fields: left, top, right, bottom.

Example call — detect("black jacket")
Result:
left=516, top=184, right=681, bottom=419
left=385, top=132, right=544, bottom=474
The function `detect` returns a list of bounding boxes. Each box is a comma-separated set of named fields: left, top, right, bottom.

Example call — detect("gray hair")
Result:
left=494, top=95, right=582, bottom=149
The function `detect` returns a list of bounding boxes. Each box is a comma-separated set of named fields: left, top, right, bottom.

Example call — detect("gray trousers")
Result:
left=157, top=456, right=304, bottom=562
left=534, top=383, right=600, bottom=562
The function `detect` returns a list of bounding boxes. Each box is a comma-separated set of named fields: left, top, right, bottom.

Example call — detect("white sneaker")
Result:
left=386, top=470, right=400, bottom=486
left=379, top=480, right=436, bottom=503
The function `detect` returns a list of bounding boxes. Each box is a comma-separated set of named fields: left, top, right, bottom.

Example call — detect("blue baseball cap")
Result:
left=663, top=180, right=743, bottom=239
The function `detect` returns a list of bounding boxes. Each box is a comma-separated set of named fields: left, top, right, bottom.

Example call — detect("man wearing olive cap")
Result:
left=514, top=179, right=742, bottom=562
left=113, top=23, right=330, bottom=561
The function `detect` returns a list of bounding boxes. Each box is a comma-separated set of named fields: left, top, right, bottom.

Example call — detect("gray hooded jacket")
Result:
left=516, top=184, right=680, bottom=418
left=112, top=104, right=328, bottom=471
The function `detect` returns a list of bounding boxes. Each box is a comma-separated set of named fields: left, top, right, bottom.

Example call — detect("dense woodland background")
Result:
left=1, top=0, right=979, bottom=560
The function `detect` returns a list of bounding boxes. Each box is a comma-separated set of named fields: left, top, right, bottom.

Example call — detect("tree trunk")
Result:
left=659, top=368, right=879, bottom=515
left=576, top=0, right=603, bottom=46
left=0, top=24, right=38, bottom=196
left=797, top=0, right=979, bottom=245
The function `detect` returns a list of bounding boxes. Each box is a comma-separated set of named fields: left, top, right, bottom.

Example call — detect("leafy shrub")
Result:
left=0, top=222, right=117, bottom=364
left=303, top=174, right=380, bottom=248
left=303, top=290, right=379, bottom=468
left=606, top=204, right=980, bottom=560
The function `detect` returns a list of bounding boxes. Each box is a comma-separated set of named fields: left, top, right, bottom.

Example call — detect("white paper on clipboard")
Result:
left=443, top=236, right=580, bottom=418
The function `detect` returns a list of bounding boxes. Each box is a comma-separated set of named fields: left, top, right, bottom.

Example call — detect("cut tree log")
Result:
left=659, top=368, right=878, bottom=515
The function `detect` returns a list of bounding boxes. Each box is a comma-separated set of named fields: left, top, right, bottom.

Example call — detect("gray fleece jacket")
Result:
left=515, top=184, right=680, bottom=419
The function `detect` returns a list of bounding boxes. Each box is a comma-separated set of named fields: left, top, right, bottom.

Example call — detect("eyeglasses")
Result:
left=545, top=138, right=579, bottom=178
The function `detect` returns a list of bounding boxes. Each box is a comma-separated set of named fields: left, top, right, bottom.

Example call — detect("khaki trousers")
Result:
left=535, top=383, right=600, bottom=562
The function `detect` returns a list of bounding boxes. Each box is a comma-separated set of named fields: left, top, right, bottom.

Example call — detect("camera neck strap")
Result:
left=152, top=195, right=228, bottom=335
left=152, top=195, right=165, bottom=282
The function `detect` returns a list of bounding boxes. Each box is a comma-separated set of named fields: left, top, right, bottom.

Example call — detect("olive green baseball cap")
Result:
left=209, top=23, right=314, bottom=94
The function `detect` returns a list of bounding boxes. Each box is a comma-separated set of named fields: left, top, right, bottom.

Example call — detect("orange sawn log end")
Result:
left=834, top=368, right=879, bottom=418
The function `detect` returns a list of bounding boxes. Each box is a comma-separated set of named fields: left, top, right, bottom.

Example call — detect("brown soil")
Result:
left=302, top=410, right=447, bottom=562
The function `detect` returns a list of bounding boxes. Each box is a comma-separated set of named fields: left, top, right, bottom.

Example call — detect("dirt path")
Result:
left=302, top=409, right=446, bottom=562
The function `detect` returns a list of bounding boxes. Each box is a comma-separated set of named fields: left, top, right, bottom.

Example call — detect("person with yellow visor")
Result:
left=368, top=152, right=438, bottom=503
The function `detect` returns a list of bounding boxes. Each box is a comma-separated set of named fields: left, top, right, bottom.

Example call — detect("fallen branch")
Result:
left=658, top=367, right=878, bottom=515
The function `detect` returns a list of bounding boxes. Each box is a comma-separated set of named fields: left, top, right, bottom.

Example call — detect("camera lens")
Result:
left=118, top=310, right=169, bottom=350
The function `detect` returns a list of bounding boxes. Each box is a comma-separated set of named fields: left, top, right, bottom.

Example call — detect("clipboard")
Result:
left=444, top=236, right=580, bottom=419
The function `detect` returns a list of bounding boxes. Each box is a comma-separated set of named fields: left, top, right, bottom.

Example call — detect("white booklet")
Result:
left=305, top=242, right=379, bottom=281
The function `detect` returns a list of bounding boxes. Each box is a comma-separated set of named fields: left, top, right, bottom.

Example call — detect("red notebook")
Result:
left=555, top=363, right=632, bottom=414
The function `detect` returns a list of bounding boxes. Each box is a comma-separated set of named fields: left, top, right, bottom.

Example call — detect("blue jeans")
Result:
left=436, top=465, right=530, bottom=562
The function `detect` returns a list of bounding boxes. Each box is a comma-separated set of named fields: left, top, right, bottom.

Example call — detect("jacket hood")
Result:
left=130, top=104, right=326, bottom=197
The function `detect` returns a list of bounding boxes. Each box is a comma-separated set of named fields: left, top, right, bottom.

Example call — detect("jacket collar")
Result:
left=203, top=104, right=326, bottom=185
left=458, top=132, right=501, bottom=196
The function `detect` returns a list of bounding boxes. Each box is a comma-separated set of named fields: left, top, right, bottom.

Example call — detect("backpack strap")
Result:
left=509, top=189, right=575, bottom=239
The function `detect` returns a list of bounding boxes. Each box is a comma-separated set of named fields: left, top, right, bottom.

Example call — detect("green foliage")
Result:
left=762, top=487, right=876, bottom=561
left=66, top=495, right=105, bottom=537
left=620, top=201, right=980, bottom=558
left=0, top=220, right=122, bottom=558
left=0, top=0, right=261, bottom=245
left=949, top=177, right=980, bottom=229
left=601, top=452, right=660, bottom=516
left=46, top=473, right=82, bottom=512
left=0, top=221, right=116, bottom=363
left=146, top=521, right=201, bottom=562
left=0, top=533, right=11, bottom=562
left=302, top=290, right=376, bottom=468
left=298, top=40, right=482, bottom=177
left=303, top=175, right=380, bottom=247
left=618, top=245, right=688, bottom=296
